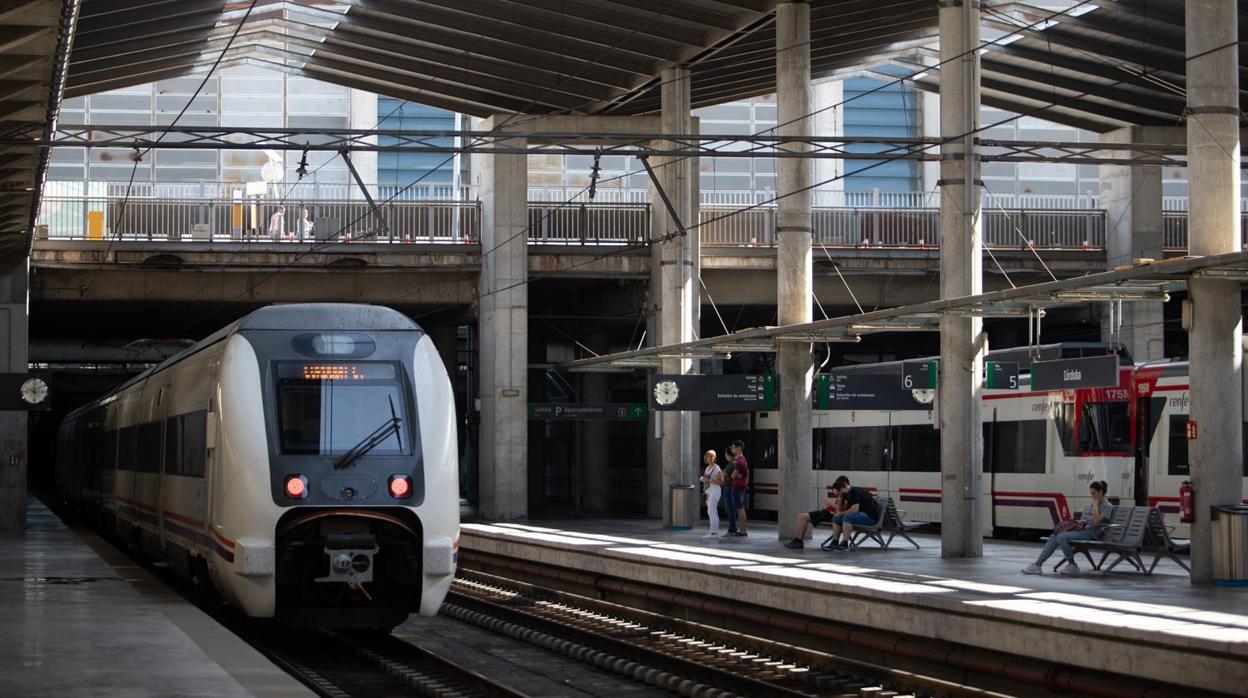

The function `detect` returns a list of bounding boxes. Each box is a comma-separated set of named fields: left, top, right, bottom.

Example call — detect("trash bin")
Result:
left=1212, top=505, right=1248, bottom=586
left=670, top=484, right=698, bottom=531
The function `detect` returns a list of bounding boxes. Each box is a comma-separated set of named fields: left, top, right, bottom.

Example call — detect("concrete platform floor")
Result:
left=0, top=499, right=310, bottom=698
left=469, top=516, right=1248, bottom=633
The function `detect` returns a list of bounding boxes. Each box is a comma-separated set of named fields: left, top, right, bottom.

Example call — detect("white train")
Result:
left=55, top=304, right=459, bottom=629
left=709, top=343, right=1248, bottom=538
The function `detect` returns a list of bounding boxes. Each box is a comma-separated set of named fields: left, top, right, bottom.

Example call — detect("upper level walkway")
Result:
left=36, top=182, right=1247, bottom=252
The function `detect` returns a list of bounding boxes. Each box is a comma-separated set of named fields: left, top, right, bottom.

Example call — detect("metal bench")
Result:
left=1066, top=505, right=1150, bottom=573
left=1142, top=507, right=1191, bottom=574
left=820, top=496, right=920, bottom=550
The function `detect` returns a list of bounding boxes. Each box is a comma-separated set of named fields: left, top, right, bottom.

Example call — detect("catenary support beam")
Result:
left=776, top=1, right=814, bottom=540
left=938, top=0, right=985, bottom=558
left=1099, top=125, right=1177, bottom=362
left=0, top=259, right=27, bottom=529
left=474, top=117, right=528, bottom=520
left=1185, top=0, right=1244, bottom=584
left=655, top=66, right=698, bottom=527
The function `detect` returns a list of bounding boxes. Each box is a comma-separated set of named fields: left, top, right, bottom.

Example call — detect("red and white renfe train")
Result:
left=709, top=343, right=1248, bottom=538
left=54, top=304, right=459, bottom=629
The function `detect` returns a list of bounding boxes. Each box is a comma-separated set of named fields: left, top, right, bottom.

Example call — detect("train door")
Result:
left=1133, top=396, right=1165, bottom=506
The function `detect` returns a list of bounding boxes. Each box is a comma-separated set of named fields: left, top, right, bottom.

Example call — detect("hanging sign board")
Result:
left=649, top=375, right=776, bottom=412
left=902, top=360, right=938, bottom=390
left=985, top=361, right=1020, bottom=390
left=528, top=403, right=647, bottom=421
left=1030, top=355, right=1119, bottom=391
left=817, top=371, right=923, bottom=410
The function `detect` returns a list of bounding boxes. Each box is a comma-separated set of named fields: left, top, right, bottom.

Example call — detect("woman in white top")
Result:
left=698, top=449, right=725, bottom=538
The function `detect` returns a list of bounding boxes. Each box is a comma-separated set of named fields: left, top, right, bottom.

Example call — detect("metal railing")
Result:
left=37, top=196, right=480, bottom=243
left=701, top=206, right=1105, bottom=249
left=1162, top=212, right=1248, bottom=251
left=33, top=187, right=1172, bottom=253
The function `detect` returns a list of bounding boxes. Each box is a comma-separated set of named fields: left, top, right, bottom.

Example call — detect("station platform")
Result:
left=460, top=517, right=1248, bottom=696
left=1, top=498, right=310, bottom=698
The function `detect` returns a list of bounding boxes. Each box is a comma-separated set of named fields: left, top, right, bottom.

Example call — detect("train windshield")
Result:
left=274, top=362, right=411, bottom=456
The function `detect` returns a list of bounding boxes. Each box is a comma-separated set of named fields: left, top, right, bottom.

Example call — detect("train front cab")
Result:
left=214, top=326, right=457, bottom=629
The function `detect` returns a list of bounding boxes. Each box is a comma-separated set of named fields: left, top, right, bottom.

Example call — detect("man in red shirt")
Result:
left=728, top=440, right=749, bottom=537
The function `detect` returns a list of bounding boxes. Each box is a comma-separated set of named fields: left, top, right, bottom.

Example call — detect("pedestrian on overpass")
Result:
left=267, top=205, right=285, bottom=239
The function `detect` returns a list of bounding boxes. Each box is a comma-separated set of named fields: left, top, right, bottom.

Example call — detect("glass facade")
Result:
left=50, top=66, right=354, bottom=185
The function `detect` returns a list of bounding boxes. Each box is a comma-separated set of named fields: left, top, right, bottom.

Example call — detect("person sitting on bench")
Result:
left=826, top=478, right=881, bottom=551
left=784, top=475, right=849, bottom=549
left=1021, top=480, right=1113, bottom=576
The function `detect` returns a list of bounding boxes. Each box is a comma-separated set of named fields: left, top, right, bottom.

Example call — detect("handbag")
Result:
left=1053, top=518, right=1085, bottom=534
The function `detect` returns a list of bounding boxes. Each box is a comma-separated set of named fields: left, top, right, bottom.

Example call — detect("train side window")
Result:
left=118, top=426, right=138, bottom=471
left=1167, top=415, right=1189, bottom=476
left=815, top=426, right=886, bottom=471
left=1078, top=402, right=1130, bottom=453
left=137, top=423, right=161, bottom=473
left=1052, top=403, right=1075, bottom=456
left=988, top=420, right=1047, bottom=473
left=164, top=417, right=181, bottom=475
left=181, top=412, right=207, bottom=478
left=894, top=425, right=939, bottom=472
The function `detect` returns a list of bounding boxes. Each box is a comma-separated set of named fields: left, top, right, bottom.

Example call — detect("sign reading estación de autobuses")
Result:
left=648, top=374, right=776, bottom=411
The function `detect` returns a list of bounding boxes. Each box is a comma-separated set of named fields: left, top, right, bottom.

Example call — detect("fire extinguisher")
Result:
left=1179, top=480, right=1195, bottom=524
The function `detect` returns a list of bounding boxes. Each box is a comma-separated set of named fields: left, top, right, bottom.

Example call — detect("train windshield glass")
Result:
left=275, top=362, right=411, bottom=456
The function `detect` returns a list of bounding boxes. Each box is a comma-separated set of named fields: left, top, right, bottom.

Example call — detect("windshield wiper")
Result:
left=333, top=396, right=402, bottom=470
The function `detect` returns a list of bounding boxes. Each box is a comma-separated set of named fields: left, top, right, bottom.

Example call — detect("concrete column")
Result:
left=578, top=330, right=610, bottom=515
left=937, top=0, right=985, bottom=557
left=775, top=2, right=815, bottom=539
left=1100, top=125, right=1170, bottom=361
left=1185, top=0, right=1243, bottom=584
left=474, top=117, right=528, bottom=520
left=655, top=66, right=698, bottom=525
left=0, top=261, right=28, bottom=529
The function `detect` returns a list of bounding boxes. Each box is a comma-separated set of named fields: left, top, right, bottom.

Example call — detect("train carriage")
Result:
left=55, top=303, right=459, bottom=629
left=720, top=342, right=1246, bottom=537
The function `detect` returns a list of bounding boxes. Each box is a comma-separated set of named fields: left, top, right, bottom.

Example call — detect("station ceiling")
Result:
left=3, top=0, right=1246, bottom=252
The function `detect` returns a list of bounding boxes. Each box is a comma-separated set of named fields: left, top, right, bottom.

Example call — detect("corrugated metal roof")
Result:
left=6, top=1, right=1247, bottom=250
left=0, top=0, right=72, bottom=256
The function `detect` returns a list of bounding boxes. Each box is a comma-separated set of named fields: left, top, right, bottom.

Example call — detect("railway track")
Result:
left=233, top=623, right=529, bottom=698
left=447, top=571, right=1002, bottom=698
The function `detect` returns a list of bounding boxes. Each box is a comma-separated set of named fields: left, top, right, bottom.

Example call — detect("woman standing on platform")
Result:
left=699, top=450, right=725, bottom=538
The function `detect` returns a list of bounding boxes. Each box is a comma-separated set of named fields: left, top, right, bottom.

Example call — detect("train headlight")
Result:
left=285, top=474, right=309, bottom=499
left=388, top=475, right=412, bottom=499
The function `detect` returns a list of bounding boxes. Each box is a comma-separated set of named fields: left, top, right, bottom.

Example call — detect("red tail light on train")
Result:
left=285, top=475, right=308, bottom=499
left=388, top=475, right=412, bottom=499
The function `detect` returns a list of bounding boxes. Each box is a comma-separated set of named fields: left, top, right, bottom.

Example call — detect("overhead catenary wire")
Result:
left=119, top=0, right=1093, bottom=330
left=470, top=35, right=1243, bottom=308
left=181, top=2, right=1209, bottom=331
left=175, top=1, right=682, bottom=333
left=83, top=0, right=260, bottom=296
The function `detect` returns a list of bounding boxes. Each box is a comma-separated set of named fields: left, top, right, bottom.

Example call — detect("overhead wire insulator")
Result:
left=588, top=150, right=602, bottom=200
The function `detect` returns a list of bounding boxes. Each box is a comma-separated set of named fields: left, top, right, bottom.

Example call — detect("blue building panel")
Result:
left=842, top=75, right=919, bottom=193
left=376, top=98, right=457, bottom=186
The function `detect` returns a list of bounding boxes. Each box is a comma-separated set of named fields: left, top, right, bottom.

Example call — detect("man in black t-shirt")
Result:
left=827, top=477, right=880, bottom=551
